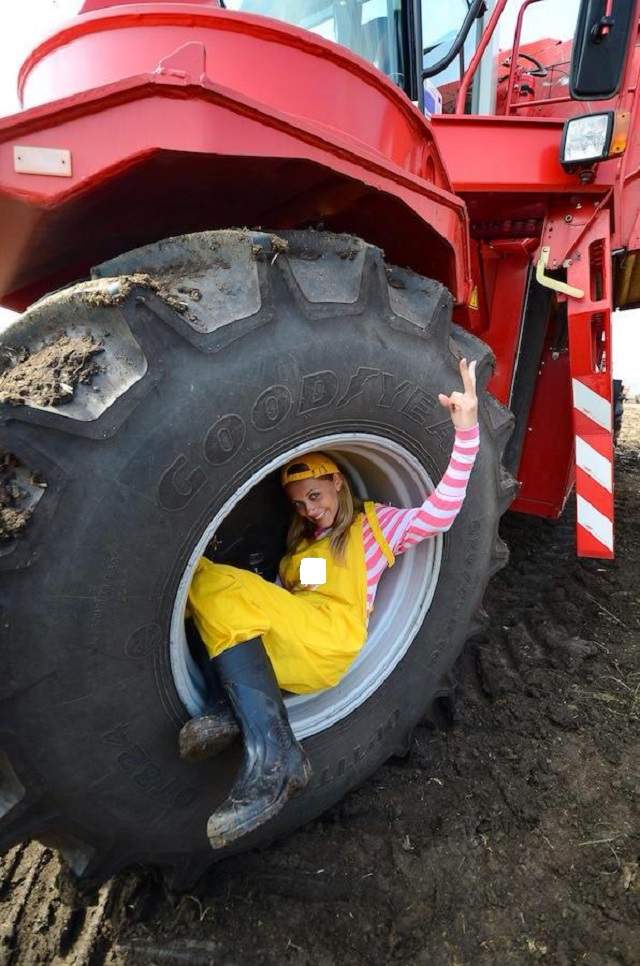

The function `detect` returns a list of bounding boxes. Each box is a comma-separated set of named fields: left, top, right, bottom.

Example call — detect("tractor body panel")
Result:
left=0, top=77, right=466, bottom=310
left=0, top=3, right=467, bottom=310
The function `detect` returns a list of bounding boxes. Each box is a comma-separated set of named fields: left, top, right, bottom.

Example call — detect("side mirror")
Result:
left=570, top=0, right=636, bottom=100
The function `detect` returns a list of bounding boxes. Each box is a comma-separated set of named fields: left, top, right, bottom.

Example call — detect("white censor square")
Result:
left=299, top=557, right=326, bottom=586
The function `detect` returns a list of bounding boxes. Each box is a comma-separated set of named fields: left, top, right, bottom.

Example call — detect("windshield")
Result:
left=226, top=0, right=406, bottom=87
left=422, top=0, right=481, bottom=89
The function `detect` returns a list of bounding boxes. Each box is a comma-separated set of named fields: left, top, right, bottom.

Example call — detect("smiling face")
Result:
left=285, top=473, right=344, bottom=529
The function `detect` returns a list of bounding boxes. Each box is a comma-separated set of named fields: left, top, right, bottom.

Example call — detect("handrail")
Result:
left=510, top=93, right=574, bottom=110
left=504, top=0, right=544, bottom=114
left=454, top=0, right=510, bottom=114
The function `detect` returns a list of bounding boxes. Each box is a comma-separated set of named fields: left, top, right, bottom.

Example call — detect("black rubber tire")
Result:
left=0, top=230, right=516, bottom=890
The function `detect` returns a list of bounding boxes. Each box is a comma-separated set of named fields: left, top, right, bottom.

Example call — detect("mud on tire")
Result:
left=0, top=230, right=516, bottom=889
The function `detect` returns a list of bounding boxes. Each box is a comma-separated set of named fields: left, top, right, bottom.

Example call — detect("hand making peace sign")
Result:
left=438, top=358, right=478, bottom=430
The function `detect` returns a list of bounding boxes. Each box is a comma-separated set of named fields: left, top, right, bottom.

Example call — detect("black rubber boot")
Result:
left=178, top=621, right=239, bottom=762
left=179, top=701, right=239, bottom=761
left=206, top=637, right=312, bottom=849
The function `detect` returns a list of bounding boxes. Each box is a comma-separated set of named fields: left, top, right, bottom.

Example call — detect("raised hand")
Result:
left=438, top=358, right=478, bottom=430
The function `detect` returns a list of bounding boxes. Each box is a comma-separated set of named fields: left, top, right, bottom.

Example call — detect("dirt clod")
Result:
left=0, top=452, right=31, bottom=540
left=252, top=235, right=289, bottom=261
left=0, top=333, right=103, bottom=407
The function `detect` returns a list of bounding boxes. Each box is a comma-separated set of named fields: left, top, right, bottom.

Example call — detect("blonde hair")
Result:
left=286, top=473, right=364, bottom=564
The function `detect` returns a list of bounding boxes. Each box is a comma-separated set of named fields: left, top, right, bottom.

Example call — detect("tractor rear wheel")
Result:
left=0, top=230, right=516, bottom=889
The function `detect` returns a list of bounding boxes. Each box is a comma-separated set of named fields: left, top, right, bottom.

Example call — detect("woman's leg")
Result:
left=178, top=620, right=239, bottom=761
left=188, top=559, right=364, bottom=693
left=181, top=561, right=290, bottom=761
left=205, top=636, right=312, bottom=849
left=187, top=559, right=275, bottom=656
left=182, top=561, right=312, bottom=843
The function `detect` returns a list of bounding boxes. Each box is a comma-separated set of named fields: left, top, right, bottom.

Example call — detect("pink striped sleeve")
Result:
left=377, top=424, right=480, bottom=556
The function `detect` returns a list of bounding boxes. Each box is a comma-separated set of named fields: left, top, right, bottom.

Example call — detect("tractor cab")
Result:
left=226, top=1, right=633, bottom=123
left=226, top=0, right=409, bottom=87
left=226, top=0, right=495, bottom=113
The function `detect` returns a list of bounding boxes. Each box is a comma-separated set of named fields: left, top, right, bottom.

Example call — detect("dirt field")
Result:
left=2, top=409, right=639, bottom=966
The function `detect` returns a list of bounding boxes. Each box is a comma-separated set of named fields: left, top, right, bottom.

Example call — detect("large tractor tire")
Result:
left=0, top=230, right=516, bottom=889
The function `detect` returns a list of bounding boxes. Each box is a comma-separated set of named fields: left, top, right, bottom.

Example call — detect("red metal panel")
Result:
left=513, top=205, right=615, bottom=545
left=511, top=346, right=575, bottom=518
left=480, top=250, right=531, bottom=406
left=80, top=0, right=219, bottom=8
left=0, top=3, right=474, bottom=308
left=17, top=3, right=449, bottom=189
left=452, top=238, right=492, bottom=335
left=0, top=74, right=468, bottom=308
left=431, top=114, right=618, bottom=196
left=616, top=36, right=640, bottom=250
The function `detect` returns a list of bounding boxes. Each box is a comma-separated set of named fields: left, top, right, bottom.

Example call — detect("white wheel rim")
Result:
left=169, top=433, right=442, bottom=739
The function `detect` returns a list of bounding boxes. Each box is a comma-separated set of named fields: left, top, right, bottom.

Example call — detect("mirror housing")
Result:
left=570, top=0, right=636, bottom=100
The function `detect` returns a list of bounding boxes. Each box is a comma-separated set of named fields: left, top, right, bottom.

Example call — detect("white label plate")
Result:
left=14, top=145, right=72, bottom=177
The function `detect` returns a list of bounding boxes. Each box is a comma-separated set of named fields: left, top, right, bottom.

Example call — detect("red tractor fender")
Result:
left=0, top=2, right=470, bottom=310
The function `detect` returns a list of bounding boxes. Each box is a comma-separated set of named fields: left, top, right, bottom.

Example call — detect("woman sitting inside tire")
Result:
left=182, top=358, right=480, bottom=849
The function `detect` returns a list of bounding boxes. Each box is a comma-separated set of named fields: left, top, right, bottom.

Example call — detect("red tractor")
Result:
left=0, top=0, right=637, bottom=888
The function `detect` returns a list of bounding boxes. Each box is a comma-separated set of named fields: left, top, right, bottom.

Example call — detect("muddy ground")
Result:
left=2, top=410, right=639, bottom=966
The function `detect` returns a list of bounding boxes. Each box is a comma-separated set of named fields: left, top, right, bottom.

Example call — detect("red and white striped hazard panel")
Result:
left=564, top=209, right=615, bottom=560
left=571, top=377, right=614, bottom=558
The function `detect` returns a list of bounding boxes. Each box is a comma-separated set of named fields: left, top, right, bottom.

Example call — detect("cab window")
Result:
left=421, top=0, right=480, bottom=89
left=227, top=0, right=406, bottom=88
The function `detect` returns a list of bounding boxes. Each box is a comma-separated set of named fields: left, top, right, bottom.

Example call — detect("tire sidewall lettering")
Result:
left=251, top=385, right=293, bottom=431
left=156, top=367, right=448, bottom=508
left=203, top=413, right=246, bottom=465
left=297, top=370, right=339, bottom=414
left=158, top=455, right=207, bottom=511
left=124, top=623, right=163, bottom=660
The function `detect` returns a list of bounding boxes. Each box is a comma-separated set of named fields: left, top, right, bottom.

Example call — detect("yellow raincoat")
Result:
left=187, top=502, right=394, bottom=694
